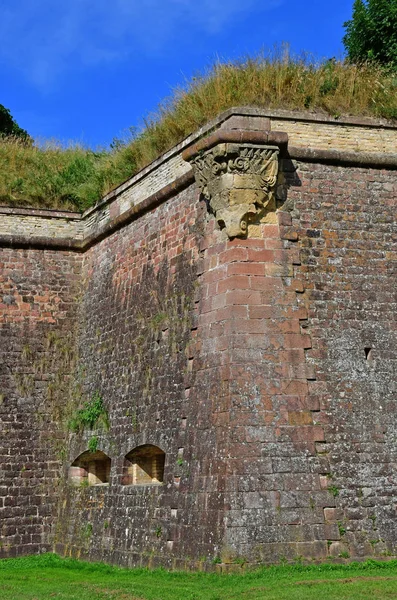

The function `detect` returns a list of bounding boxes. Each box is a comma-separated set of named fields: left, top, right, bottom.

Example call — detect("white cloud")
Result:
left=0, top=0, right=283, bottom=88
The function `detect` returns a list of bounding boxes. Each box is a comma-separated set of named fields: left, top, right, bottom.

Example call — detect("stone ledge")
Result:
left=288, top=146, right=397, bottom=169
left=0, top=206, right=81, bottom=219
left=0, top=234, right=79, bottom=251
left=182, top=130, right=288, bottom=161
left=220, top=106, right=397, bottom=130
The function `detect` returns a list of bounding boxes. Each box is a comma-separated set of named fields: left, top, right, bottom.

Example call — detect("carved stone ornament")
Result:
left=189, top=143, right=279, bottom=238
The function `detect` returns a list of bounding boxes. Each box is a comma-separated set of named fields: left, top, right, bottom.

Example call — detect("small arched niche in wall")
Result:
left=69, top=450, right=111, bottom=486
left=122, top=445, right=165, bottom=486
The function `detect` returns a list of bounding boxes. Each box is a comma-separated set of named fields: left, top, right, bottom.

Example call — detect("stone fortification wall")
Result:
left=0, top=248, right=81, bottom=557
left=288, top=161, right=397, bottom=559
left=0, top=108, right=396, bottom=567
left=54, top=183, right=219, bottom=567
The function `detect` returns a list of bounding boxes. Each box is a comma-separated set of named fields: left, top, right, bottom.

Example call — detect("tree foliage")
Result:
left=0, top=104, right=30, bottom=139
left=343, top=0, right=397, bottom=68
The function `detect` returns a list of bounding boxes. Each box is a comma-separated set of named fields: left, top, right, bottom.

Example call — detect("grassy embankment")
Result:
left=1, top=554, right=397, bottom=599
left=1, top=55, right=397, bottom=212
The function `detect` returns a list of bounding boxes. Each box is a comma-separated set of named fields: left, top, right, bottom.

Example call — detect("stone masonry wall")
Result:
left=0, top=248, right=81, bottom=557
left=0, top=207, right=82, bottom=241
left=272, top=117, right=397, bottom=154
left=198, top=157, right=397, bottom=564
left=0, top=108, right=396, bottom=567
left=195, top=216, right=329, bottom=563
left=53, top=183, right=228, bottom=567
left=289, top=161, right=397, bottom=559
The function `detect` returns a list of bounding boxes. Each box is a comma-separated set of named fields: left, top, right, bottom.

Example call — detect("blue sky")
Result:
left=0, top=0, right=353, bottom=147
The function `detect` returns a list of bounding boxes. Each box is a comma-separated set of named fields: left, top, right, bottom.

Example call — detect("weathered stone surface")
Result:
left=0, top=109, right=397, bottom=568
left=188, top=143, right=279, bottom=238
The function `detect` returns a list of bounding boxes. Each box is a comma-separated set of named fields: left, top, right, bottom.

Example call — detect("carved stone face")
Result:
left=189, top=143, right=279, bottom=238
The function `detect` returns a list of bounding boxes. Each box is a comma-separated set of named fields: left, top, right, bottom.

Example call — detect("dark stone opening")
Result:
left=69, top=450, right=111, bottom=486
left=122, top=444, right=165, bottom=486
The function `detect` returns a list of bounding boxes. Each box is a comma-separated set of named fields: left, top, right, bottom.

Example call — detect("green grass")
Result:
left=1, top=51, right=397, bottom=212
left=1, top=554, right=397, bottom=600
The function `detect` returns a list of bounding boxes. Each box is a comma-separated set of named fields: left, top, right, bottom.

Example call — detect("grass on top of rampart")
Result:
left=1, top=54, right=397, bottom=212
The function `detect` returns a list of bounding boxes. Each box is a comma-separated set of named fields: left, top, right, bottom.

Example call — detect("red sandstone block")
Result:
left=218, top=247, right=249, bottom=265
left=319, top=475, right=329, bottom=490
left=277, top=319, right=301, bottom=334
left=227, top=442, right=262, bottom=458
left=225, top=290, right=262, bottom=306
left=202, top=267, right=227, bottom=284
left=289, top=426, right=325, bottom=443
left=271, top=249, right=293, bottom=264
left=265, top=263, right=294, bottom=277
left=249, top=276, right=282, bottom=292
left=229, top=347, right=264, bottom=363
left=279, top=348, right=306, bottom=365
left=228, top=238, right=266, bottom=249
left=215, top=337, right=230, bottom=351
left=281, top=379, right=309, bottom=396
left=227, top=262, right=266, bottom=277
left=279, top=306, right=308, bottom=320
left=205, top=242, right=226, bottom=257
left=290, top=279, right=305, bottom=293
left=233, top=332, right=270, bottom=349
left=213, top=412, right=230, bottom=426
left=206, top=282, right=218, bottom=298
left=323, top=508, right=340, bottom=521
left=265, top=287, right=298, bottom=305
left=264, top=237, right=284, bottom=249
left=246, top=249, right=275, bottom=263
left=288, top=410, right=313, bottom=426
left=280, top=362, right=312, bottom=379
left=200, top=297, right=213, bottom=313
left=277, top=212, right=293, bottom=226
left=214, top=305, right=248, bottom=321
left=208, top=321, right=231, bottom=338
left=261, top=224, right=280, bottom=238
left=296, top=541, right=327, bottom=559
left=283, top=334, right=312, bottom=349
left=248, top=306, right=274, bottom=319
left=273, top=395, right=307, bottom=411
left=211, top=294, right=227, bottom=310
left=306, top=396, right=320, bottom=411
left=308, top=381, right=328, bottom=395
left=217, top=275, right=250, bottom=294
left=280, top=228, right=299, bottom=242
left=229, top=319, right=268, bottom=334
left=284, top=473, right=319, bottom=491
left=289, top=248, right=302, bottom=265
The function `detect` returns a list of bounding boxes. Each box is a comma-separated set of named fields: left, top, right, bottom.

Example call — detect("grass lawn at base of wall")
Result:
left=1, top=554, right=397, bottom=600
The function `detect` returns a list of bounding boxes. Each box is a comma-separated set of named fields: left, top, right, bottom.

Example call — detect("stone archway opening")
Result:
left=69, top=450, right=111, bottom=486
left=122, top=444, right=165, bottom=486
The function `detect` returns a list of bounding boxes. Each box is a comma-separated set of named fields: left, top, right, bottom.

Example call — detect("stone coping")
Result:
left=288, top=147, right=397, bottom=169
left=0, top=206, right=81, bottom=218
left=0, top=107, right=396, bottom=251
left=181, top=130, right=288, bottom=161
